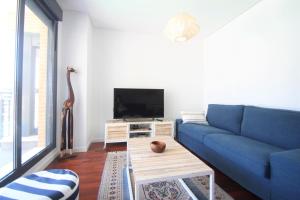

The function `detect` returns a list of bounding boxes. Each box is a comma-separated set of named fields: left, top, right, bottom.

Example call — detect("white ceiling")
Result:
left=58, top=0, right=261, bottom=37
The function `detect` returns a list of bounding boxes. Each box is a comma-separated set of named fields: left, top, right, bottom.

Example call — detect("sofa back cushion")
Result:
left=241, top=106, right=300, bottom=149
left=206, top=104, right=244, bottom=134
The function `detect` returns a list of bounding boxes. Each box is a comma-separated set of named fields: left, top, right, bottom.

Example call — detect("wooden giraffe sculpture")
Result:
left=60, top=66, right=76, bottom=158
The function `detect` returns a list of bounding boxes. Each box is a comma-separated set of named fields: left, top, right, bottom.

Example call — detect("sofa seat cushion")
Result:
left=203, top=134, right=283, bottom=178
left=178, top=123, right=234, bottom=143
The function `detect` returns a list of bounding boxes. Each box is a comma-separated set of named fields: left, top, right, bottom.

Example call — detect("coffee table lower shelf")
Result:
left=126, top=165, right=215, bottom=200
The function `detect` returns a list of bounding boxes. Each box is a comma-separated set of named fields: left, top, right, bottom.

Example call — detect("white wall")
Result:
left=28, top=0, right=300, bottom=172
left=90, top=29, right=205, bottom=140
left=56, top=22, right=64, bottom=152
left=204, top=0, right=300, bottom=110
left=86, top=15, right=94, bottom=145
left=56, top=0, right=300, bottom=150
left=58, top=11, right=92, bottom=151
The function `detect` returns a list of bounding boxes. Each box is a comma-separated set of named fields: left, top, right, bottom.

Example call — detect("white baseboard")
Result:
left=86, top=138, right=104, bottom=151
left=73, top=146, right=89, bottom=152
left=92, top=138, right=104, bottom=142
left=71, top=138, right=105, bottom=152
left=26, top=148, right=60, bottom=175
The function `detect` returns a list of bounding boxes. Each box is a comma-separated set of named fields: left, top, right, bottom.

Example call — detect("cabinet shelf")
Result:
left=130, top=132, right=151, bottom=138
left=129, top=129, right=152, bottom=133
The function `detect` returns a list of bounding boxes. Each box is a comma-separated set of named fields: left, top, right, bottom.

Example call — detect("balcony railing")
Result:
left=0, top=89, right=13, bottom=140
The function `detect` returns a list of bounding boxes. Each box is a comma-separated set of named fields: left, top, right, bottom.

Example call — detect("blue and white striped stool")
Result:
left=0, top=169, right=79, bottom=200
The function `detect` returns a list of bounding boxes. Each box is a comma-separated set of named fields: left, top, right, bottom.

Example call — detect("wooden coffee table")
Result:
left=127, top=136, right=215, bottom=200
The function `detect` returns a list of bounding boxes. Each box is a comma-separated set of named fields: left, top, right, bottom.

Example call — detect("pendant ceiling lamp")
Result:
left=164, top=12, right=200, bottom=42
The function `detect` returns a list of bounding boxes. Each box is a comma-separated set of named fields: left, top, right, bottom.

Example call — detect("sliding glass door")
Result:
left=0, top=0, right=59, bottom=185
left=21, top=1, right=55, bottom=164
left=0, top=0, right=18, bottom=179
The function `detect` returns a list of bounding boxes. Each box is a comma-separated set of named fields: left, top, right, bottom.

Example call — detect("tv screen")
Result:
left=114, top=88, right=164, bottom=119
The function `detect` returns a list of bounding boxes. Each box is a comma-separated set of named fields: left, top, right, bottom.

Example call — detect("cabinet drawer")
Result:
left=107, top=132, right=127, bottom=140
left=156, top=131, right=172, bottom=136
left=106, top=125, right=127, bottom=140
left=107, top=125, right=127, bottom=132
left=155, top=124, right=172, bottom=130
left=155, top=124, right=173, bottom=136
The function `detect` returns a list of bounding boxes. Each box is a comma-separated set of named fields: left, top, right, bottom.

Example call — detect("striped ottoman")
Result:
left=0, top=169, right=79, bottom=200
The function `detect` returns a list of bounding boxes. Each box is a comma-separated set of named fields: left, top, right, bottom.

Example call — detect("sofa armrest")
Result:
left=175, top=119, right=183, bottom=139
left=270, top=149, right=300, bottom=200
left=175, top=119, right=183, bottom=126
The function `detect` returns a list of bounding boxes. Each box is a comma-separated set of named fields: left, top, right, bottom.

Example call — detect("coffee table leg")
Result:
left=178, top=179, right=198, bottom=200
left=135, top=182, right=139, bottom=200
left=126, top=167, right=133, bottom=200
left=126, top=151, right=134, bottom=200
left=209, top=173, right=215, bottom=200
left=127, top=151, right=129, bottom=167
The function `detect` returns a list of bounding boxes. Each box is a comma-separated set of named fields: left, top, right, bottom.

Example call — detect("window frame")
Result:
left=0, top=0, right=60, bottom=187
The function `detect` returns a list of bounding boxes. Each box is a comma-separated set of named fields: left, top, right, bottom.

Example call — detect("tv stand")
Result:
left=122, top=118, right=164, bottom=122
left=104, top=119, right=174, bottom=148
left=123, top=118, right=153, bottom=122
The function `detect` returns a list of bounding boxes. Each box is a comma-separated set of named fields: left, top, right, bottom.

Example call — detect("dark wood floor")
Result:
left=47, top=142, right=260, bottom=200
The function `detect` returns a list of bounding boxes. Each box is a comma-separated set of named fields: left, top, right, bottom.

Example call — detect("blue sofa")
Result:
left=176, top=104, right=300, bottom=200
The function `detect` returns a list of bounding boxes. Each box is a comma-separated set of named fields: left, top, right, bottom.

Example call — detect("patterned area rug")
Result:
left=98, top=151, right=233, bottom=200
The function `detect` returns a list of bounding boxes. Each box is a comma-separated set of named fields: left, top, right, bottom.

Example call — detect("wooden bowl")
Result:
left=150, top=141, right=166, bottom=153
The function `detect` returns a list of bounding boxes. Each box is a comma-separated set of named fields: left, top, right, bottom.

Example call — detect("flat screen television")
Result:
left=114, top=88, right=164, bottom=119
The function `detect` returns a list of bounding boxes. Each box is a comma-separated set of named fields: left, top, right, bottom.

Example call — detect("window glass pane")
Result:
left=22, top=2, right=54, bottom=163
left=0, top=0, right=17, bottom=179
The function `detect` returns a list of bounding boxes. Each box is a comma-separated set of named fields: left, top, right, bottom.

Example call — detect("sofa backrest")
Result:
left=241, top=106, right=300, bottom=149
left=206, top=104, right=244, bottom=134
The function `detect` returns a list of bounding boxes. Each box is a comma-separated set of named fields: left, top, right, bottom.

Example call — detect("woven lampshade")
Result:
left=164, top=13, right=200, bottom=42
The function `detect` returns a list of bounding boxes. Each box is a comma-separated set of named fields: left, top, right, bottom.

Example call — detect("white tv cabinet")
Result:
left=104, top=119, right=174, bottom=148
